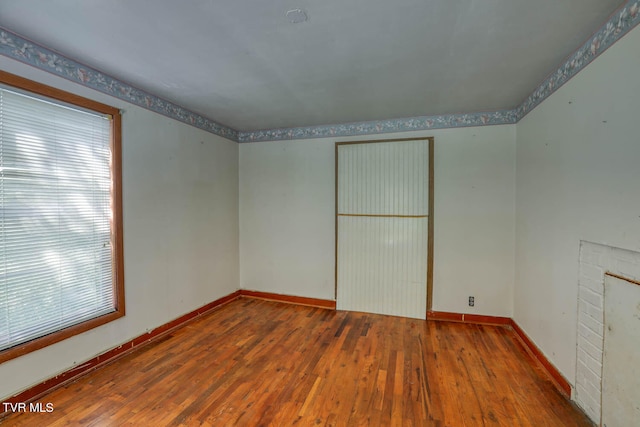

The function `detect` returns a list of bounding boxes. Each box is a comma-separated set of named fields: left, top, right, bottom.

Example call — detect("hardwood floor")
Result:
left=1, top=298, right=592, bottom=426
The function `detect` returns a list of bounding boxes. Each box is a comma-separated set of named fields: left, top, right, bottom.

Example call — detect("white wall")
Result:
left=0, top=57, right=239, bottom=400
left=14, top=19, right=638, bottom=404
left=240, top=126, right=516, bottom=316
left=514, top=25, right=640, bottom=385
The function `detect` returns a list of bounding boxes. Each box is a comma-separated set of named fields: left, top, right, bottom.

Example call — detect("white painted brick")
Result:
left=601, top=253, right=618, bottom=271
left=579, top=383, right=600, bottom=410
left=577, top=331, right=603, bottom=358
left=576, top=388, right=584, bottom=402
left=585, top=408, right=598, bottom=424
left=577, top=360, right=600, bottom=387
left=578, top=323, right=603, bottom=348
left=575, top=370, right=591, bottom=394
left=578, top=311, right=603, bottom=332
left=576, top=384, right=600, bottom=423
left=578, top=335, right=603, bottom=363
left=577, top=361, right=589, bottom=380
left=577, top=400, right=595, bottom=420
left=576, top=383, right=592, bottom=401
left=577, top=361, right=601, bottom=390
left=585, top=380, right=601, bottom=397
left=587, top=358, right=602, bottom=378
left=576, top=242, right=640, bottom=426
left=577, top=348, right=602, bottom=376
left=577, top=347, right=587, bottom=361
left=579, top=311, right=603, bottom=335
left=585, top=406, right=599, bottom=424
left=583, top=348, right=602, bottom=372
left=610, top=247, right=640, bottom=264
left=579, top=250, right=603, bottom=266
left=576, top=364, right=602, bottom=421
left=576, top=364, right=590, bottom=383
left=580, top=263, right=604, bottom=281
left=586, top=404, right=601, bottom=421
left=579, top=286, right=603, bottom=309
left=579, top=299, right=603, bottom=320
left=584, top=408, right=598, bottom=424
left=581, top=241, right=604, bottom=255
left=585, top=379, right=602, bottom=403
left=579, top=276, right=604, bottom=295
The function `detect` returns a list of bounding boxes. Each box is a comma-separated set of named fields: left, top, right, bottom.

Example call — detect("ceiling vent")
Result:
left=286, top=9, right=308, bottom=24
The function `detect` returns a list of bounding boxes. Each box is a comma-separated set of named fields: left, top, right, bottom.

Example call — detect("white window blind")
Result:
left=0, top=85, right=115, bottom=352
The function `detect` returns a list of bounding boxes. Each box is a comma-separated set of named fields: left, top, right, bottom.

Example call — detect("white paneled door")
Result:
left=336, top=139, right=432, bottom=319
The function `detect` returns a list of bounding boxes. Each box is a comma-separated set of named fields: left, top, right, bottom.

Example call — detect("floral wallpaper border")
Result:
left=0, top=28, right=239, bottom=141
left=237, top=111, right=518, bottom=142
left=240, top=0, right=640, bottom=142
left=1, top=0, right=639, bottom=143
left=515, top=0, right=640, bottom=120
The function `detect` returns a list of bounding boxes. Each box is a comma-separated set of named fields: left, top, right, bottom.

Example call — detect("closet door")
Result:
left=336, top=139, right=431, bottom=319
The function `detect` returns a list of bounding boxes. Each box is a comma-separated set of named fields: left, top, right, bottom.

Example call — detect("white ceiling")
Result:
left=0, top=0, right=625, bottom=131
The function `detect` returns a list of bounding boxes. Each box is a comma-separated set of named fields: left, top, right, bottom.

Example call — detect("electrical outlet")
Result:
left=468, top=296, right=475, bottom=307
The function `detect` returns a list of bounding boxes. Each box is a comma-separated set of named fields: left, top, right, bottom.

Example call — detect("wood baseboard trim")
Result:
left=2, top=298, right=570, bottom=418
left=427, top=310, right=570, bottom=398
left=239, top=290, right=336, bottom=309
left=427, top=311, right=511, bottom=326
left=1, top=290, right=241, bottom=414
left=509, top=319, right=571, bottom=398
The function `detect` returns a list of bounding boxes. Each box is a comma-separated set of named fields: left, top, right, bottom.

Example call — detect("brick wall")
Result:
left=576, top=241, right=640, bottom=423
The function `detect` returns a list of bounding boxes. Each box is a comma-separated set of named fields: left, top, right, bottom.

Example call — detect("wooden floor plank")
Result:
left=1, top=298, right=593, bottom=426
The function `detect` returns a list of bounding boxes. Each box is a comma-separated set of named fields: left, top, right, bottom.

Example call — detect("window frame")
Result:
left=0, top=69, right=124, bottom=364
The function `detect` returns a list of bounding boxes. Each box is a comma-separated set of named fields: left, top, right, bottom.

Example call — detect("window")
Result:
left=0, top=70, right=124, bottom=363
